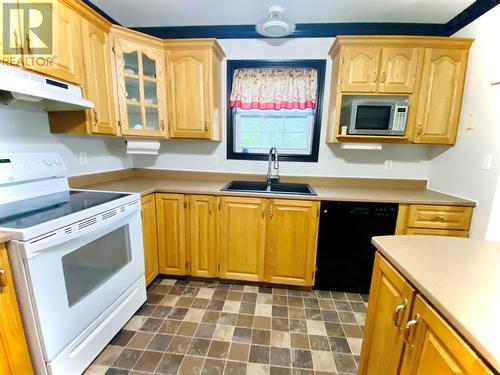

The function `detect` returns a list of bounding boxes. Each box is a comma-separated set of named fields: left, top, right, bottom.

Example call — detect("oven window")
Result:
left=355, top=105, right=391, bottom=130
left=62, top=225, right=132, bottom=307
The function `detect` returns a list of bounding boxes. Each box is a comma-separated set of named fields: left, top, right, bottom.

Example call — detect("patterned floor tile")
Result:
left=86, top=277, right=367, bottom=375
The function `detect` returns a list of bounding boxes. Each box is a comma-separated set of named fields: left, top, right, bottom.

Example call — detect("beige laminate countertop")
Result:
left=0, top=232, right=11, bottom=244
left=77, top=175, right=475, bottom=206
left=372, top=235, right=500, bottom=372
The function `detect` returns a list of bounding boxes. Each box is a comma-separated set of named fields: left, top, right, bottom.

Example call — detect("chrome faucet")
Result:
left=267, top=147, right=280, bottom=184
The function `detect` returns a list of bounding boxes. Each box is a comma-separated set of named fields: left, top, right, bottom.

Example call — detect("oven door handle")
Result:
left=21, top=201, right=141, bottom=257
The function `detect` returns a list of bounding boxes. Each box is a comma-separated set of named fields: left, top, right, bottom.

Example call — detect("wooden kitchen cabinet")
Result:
left=49, top=15, right=118, bottom=136
left=377, top=47, right=420, bottom=94
left=360, top=253, right=493, bottom=375
left=155, top=193, right=187, bottom=275
left=141, top=194, right=159, bottom=285
left=340, top=46, right=381, bottom=93
left=400, top=294, right=492, bottom=375
left=0, top=243, right=33, bottom=375
left=27, top=1, right=83, bottom=85
left=187, top=195, right=217, bottom=278
left=396, top=204, right=472, bottom=237
left=218, top=196, right=266, bottom=282
left=413, top=48, right=469, bottom=144
left=164, top=39, right=224, bottom=140
left=265, top=199, right=319, bottom=286
left=327, top=36, right=472, bottom=145
left=112, top=26, right=167, bottom=138
left=358, top=253, right=415, bottom=375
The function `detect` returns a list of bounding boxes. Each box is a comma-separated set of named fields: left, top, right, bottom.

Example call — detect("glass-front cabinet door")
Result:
left=114, top=37, right=167, bottom=137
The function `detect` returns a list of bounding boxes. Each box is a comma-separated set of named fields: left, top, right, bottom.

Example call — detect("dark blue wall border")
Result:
left=226, top=60, right=326, bottom=163
left=85, top=0, right=499, bottom=38
left=132, top=23, right=448, bottom=39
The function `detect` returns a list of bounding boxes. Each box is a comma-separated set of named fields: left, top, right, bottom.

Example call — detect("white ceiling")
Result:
left=91, top=0, right=474, bottom=27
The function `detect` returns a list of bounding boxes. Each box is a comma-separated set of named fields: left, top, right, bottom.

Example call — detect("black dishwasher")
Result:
left=315, top=201, right=398, bottom=294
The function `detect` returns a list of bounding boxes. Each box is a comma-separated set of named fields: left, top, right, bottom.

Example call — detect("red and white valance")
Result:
left=229, top=68, right=318, bottom=110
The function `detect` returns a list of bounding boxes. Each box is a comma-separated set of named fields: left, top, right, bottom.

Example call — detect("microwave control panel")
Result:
left=392, top=105, right=408, bottom=132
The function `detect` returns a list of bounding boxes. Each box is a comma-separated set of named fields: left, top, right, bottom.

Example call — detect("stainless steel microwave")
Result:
left=340, top=96, right=408, bottom=136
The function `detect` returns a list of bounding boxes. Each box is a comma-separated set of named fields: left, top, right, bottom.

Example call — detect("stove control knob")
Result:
left=44, top=159, right=53, bottom=166
left=53, top=158, right=62, bottom=166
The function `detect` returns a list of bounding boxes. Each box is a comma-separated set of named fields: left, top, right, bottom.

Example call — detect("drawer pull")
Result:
left=392, top=301, right=407, bottom=328
left=0, top=269, right=5, bottom=287
left=403, top=314, right=419, bottom=351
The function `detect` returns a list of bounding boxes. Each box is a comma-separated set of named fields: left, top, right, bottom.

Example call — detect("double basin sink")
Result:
left=222, top=180, right=316, bottom=196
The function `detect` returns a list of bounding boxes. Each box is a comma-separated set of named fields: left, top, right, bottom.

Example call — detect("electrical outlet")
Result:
left=384, top=160, right=393, bottom=170
left=481, top=154, right=493, bottom=171
left=79, top=152, right=88, bottom=165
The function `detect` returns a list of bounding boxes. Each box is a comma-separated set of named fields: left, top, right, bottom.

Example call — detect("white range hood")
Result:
left=0, top=64, right=94, bottom=111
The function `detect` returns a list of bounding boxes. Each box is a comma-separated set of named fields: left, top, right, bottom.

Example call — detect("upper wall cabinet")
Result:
left=327, top=36, right=473, bottom=145
left=164, top=39, right=224, bottom=140
left=26, top=1, right=84, bottom=85
left=340, top=46, right=419, bottom=94
left=413, top=48, right=469, bottom=144
left=112, top=26, right=168, bottom=138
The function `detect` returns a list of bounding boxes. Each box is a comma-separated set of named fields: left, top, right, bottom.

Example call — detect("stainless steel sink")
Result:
left=221, top=181, right=317, bottom=196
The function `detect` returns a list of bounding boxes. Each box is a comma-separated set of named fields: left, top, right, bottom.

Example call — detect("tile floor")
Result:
left=85, top=278, right=368, bottom=375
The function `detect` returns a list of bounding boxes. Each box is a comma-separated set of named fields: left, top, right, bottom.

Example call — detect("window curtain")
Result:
left=229, top=68, right=318, bottom=110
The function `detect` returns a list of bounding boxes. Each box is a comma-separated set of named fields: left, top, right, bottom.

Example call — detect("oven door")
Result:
left=349, top=103, right=395, bottom=135
left=19, top=204, right=144, bottom=362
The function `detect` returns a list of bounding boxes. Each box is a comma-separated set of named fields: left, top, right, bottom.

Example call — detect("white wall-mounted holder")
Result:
left=340, top=143, right=383, bottom=151
left=491, top=80, right=500, bottom=86
left=125, top=139, right=160, bottom=155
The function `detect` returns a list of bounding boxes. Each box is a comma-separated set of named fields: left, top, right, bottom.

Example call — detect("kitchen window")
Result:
left=227, top=60, right=326, bottom=162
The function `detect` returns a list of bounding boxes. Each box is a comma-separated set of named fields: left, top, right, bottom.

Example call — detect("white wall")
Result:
left=134, top=38, right=433, bottom=179
left=0, top=105, right=132, bottom=176
left=428, top=6, right=500, bottom=239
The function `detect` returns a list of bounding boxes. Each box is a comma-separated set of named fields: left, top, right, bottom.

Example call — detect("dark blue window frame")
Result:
left=226, top=59, right=326, bottom=162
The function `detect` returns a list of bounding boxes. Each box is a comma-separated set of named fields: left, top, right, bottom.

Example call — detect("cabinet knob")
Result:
left=161, top=120, right=165, bottom=131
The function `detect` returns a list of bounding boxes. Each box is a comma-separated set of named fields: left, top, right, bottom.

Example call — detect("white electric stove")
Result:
left=0, top=153, right=146, bottom=375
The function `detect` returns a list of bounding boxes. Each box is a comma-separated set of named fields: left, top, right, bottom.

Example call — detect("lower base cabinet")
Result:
left=265, top=199, right=319, bottom=286
left=188, top=195, right=218, bottom=278
left=155, top=193, right=187, bottom=276
left=218, top=196, right=267, bottom=282
left=0, top=243, right=33, bottom=375
left=144, top=193, right=320, bottom=287
left=359, top=253, right=493, bottom=375
left=141, top=194, right=159, bottom=285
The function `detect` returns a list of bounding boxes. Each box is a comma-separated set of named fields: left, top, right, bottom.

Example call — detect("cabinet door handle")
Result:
left=93, top=109, right=99, bottom=126
left=392, top=301, right=407, bottom=328
left=372, top=70, right=378, bottom=82
left=209, top=202, right=212, bottom=215
left=261, top=205, right=265, bottom=219
left=381, top=71, right=387, bottom=83
left=269, top=205, right=273, bottom=219
left=416, top=122, right=423, bottom=136
left=204, top=120, right=209, bottom=132
left=403, top=314, right=420, bottom=351
left=0, top=269, right=5, bottom=287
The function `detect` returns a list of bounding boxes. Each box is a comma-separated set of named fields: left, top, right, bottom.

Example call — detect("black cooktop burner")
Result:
left=0, top=190, right=129, bottom=229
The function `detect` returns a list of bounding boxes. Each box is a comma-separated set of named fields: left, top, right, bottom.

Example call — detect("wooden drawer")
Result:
left=407, top=205, right=472, bottom=230
left=405, top=228, right=469, bottom=238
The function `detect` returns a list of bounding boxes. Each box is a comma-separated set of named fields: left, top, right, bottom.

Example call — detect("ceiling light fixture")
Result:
left=256, top=6, right=296, bottom=38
